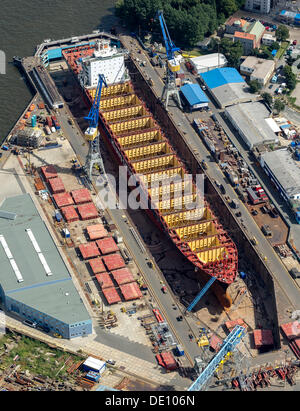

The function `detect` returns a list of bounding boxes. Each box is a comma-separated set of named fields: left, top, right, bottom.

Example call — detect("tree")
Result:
left=249, top=80, right=262, bottom=94
left=115, top=0, right=245, bottom=49
left=275, top=25, right=289, bottom=42
left=284, top=65, right=297, bottom=91
left=261, top=92, right=273, bottom=107
left=274, top=99, right=285, bottom=112
left=216, top=38, right=243, bottom=68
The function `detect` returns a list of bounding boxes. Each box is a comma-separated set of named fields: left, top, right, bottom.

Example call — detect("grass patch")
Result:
left=0, top=333, right=83, bottom=380
left=276, top=41, right=289, bottom=60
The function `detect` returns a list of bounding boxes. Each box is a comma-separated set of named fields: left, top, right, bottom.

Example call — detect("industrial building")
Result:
left=225, top=101, right=279, bottom=149
left=244, top=0, right=271, bottom=14
left=180, top=83, right=209, bottom=110
left=278, top=10, right=300, bottom=26
left=240, top=56, right=275, bottom=85
left=188, top=53, right=227, bottom=74
left=233, top=21, right=265, bottom=54
left=200, top=68, right=254, bottom=108
left=260, top=149, right=300, bottom=201
left=0, top=194, right=92, bottom=339
left=262, top=33, right=276, bottom=46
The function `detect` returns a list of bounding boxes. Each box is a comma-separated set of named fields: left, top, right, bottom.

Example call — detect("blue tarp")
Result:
left=180, top=83, right=209, bottom=107
left=200, top=68, right=245, bottom=89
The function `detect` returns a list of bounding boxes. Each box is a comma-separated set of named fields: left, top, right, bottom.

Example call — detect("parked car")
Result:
left=22, top=319, right=37, bottom=328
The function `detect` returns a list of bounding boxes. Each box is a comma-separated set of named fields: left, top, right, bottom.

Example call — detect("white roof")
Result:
left=190, top=53, right=227, bottom=70
left=84, top=356, right=106, bottom=371
left=265, top=118, right=281, bottom=133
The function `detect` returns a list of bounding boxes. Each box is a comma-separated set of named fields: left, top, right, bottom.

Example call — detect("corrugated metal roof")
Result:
left=180, top=84, right=209, bottom=106
left=0, top=194, right=91, bottom=324
left=200, top=68, right=245, bottom=89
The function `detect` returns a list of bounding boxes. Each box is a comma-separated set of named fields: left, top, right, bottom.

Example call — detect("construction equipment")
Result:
left=84, top=74, right=107, bottom=180
left=188, top=325, right=246, bottom=391
left=156, top=10, right=182, bottom=110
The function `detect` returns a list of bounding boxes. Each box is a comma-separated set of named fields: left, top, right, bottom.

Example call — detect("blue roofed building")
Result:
left=180, top=83, right=209, bottom=111
left=199, top=67, right=256, bottom=108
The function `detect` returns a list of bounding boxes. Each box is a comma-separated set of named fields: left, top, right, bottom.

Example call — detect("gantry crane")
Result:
left=156, top=10, right=182, bottom=110
left=188, top=325, right=246, bottom=391
left=84, top=73, right=107, bottom=181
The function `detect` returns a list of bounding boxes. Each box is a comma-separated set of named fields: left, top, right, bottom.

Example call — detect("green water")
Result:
left=0, top=0, right=117, bottom=141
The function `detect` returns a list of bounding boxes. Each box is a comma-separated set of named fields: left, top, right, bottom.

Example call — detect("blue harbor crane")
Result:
left=84, top=73, right=107, bottom=180
left=156, top=10, right=182, bottom=109
left=188, top=325, right=246, bottom=391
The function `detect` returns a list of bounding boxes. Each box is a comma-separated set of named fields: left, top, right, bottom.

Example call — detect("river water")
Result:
left=0, top=0, right=117, bottom=141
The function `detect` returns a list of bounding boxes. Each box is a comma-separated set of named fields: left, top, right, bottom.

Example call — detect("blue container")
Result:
left=31, top=115, right=37, bottom=127
left=2, top=145, right=9, bottom=151
left=239, top=271, right=246, bottom=279
left=55, top=211, right=62, bottom=222
left=175, top=344, right=185, bottom=356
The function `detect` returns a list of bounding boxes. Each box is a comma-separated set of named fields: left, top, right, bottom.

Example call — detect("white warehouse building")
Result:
left=189, top=53, right=227, bottom=74
left=80, top=39, right=128, bottom=88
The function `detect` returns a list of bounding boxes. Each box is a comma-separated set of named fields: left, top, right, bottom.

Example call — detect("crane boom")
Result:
left=188, top=325, right=246, bottom=391
left=84, top=74, right=108, bottom=180
left=85, top=74, right=107, bottom=140
left=156, top=10, right=182, bottom=109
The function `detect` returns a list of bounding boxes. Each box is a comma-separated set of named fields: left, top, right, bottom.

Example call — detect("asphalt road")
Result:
left=120, top=35, right=300, bottom=311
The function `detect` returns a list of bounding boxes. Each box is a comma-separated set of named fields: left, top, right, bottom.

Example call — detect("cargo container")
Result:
left=95, top=273, right=114, bottom=289
left=55, top=211, right=62, bottom=222
left=51, top=115, right=61, bottom=130
left=77, top=203, right=98, bottom=221
left=102, top=287, right=121, bottom=304
left=61, top=205, right=79, bottom=222
left=29, top=104, right=35, bottom=112
left=51, top=127, right=56, bottom=133
left=96, top=237, right=119, bottom=255
left=253, top=329, right=274, bottom=348
left=46, top=117, right=52, bottom=128
left=246, top=187, right=260, bottom=204
left=175, top=345, right=184, bottom=356
left=120, top=282, right=143, bottom=301
left=41, top=165, right=58, bottom=181
left=53, top=192, right=74, bottom=208
left=111, top=268, right=134, bottom=285
left=48, top=177, right=65, bottom=194
left=87, top=224, right=108, bottom=240
left=102, top=254, right=126, bottom=271
left=89, top=258, right=107, bottom=275
left=71, top=188, right=92, bottom=205
left=79, top=242, right=100, bottom=260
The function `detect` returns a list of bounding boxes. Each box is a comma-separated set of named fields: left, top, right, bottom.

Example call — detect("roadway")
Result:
left=120, top=34, right=300, bottom=311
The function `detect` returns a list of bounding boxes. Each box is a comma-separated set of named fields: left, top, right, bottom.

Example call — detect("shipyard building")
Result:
left=200, top=67, right=255, bottom=108
left=225, top=101, right=279, bottom=149
left=0, top=194, right=92, bottom=339
left=260, top=149, right=300, bottom=201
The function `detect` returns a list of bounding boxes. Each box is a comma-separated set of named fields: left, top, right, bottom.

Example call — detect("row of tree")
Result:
left=115, top=0, right=245, bottom=48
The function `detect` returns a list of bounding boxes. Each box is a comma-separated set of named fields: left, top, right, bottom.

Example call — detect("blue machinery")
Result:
left=186, top=276, right=217, bottom=312
left=156, top=10, right=182, bottom=109
left=188, top=325, right=246, bottom=391
left=84, top=74, right=108, bottom=180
